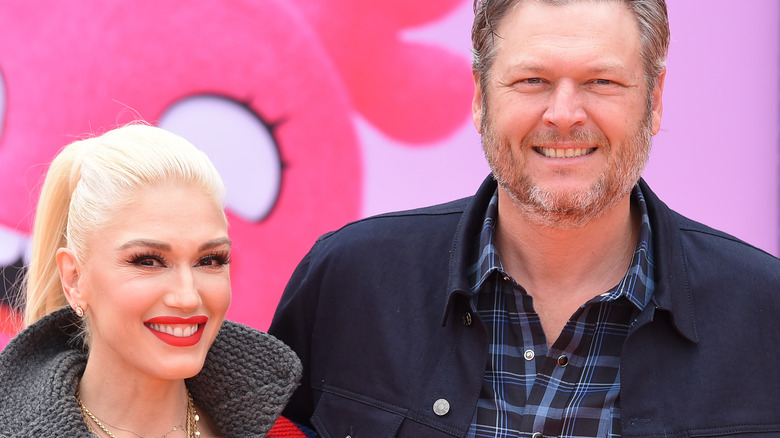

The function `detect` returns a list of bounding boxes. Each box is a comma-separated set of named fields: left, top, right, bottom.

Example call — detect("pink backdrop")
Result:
left=0, top=0, right=777, bottom=349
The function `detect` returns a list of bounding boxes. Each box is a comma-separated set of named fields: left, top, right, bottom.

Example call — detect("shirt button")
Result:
left=524, top=349, right=535, bottom=361
left=557, top=354, right=569, bottom=367
left=462, top=311, right=472, bottom=326
left=433, top=398, right=450, bottom=416
left=532, top=433, right=543, bottom=438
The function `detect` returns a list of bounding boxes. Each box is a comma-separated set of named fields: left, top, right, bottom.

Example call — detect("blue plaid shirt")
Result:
left=466, top=186, right=655, bottom=438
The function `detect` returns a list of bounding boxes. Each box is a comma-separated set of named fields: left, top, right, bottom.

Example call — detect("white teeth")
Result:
left=148, top=323, right=199, bottom=337
left=538, top=147, right=593, bottom=158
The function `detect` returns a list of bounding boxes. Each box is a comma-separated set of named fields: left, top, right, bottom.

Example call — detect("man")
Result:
left=269, top=0, right=780, bottom=436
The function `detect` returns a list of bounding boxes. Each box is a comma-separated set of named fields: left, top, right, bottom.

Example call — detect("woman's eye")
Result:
left=198, top=254, right=230, bottom=267
left=131, top=256, right=165, bottom=267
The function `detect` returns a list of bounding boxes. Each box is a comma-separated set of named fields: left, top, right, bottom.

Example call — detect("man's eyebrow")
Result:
left=506, top=61, right=628, bottom=73
left=584, top=62, right=627, bottom=73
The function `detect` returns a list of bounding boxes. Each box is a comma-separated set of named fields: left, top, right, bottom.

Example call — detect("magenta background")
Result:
left=0, top=0, right=777, bottom=349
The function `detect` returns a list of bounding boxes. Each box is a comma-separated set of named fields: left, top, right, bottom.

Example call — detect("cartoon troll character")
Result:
left=0, top=0, right=472, bottom=346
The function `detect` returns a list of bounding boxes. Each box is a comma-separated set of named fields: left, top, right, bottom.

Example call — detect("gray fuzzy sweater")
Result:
left=0, top=308, right=302, bottom=437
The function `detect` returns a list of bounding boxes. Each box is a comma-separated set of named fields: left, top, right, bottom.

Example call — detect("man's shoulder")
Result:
left=667, top=211, right=780, bottom=304
left=640, top=179, right=779, bottom=273
left=673, top=210, right=779, bottom=268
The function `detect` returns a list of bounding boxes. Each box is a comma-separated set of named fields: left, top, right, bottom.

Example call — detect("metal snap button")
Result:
left=532, top=433, right=543, bottom=438
left=524, top=349, right=535, bottom=361
left=557, top=354, right=569, bottom=367
left=433, top=398, right=450, bottom=416
left=462, top=311, right=472, bottom=326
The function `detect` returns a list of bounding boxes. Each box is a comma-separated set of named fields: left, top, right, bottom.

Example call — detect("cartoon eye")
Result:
left=158, top=95, right=282, bottom=222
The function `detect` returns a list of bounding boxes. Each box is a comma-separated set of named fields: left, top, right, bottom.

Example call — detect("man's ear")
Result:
left=650, top=69, right=666, bottom=135
left=472, top=73, right=484, bottom=134
left=56, top=248, right=84, bottom=309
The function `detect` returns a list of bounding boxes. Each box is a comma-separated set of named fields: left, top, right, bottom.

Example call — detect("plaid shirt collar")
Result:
left=468, top=185, right=655, bottom=311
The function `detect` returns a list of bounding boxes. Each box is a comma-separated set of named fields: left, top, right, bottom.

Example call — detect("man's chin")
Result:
left=503, top=182, right=611, bottom=229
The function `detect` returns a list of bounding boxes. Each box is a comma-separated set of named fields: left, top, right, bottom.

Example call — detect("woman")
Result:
left=0, top=124, right=309, bottom=437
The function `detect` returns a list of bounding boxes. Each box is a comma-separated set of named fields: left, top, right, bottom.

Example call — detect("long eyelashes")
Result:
left=198, top=251, right=231, bottom=267
left=125, top=251, right=231, bottom=268
left=127, top=251, right=167, bottom=267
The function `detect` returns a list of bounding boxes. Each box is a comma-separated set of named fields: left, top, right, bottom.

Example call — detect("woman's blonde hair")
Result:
left=23, top=123, right=225, bottom=326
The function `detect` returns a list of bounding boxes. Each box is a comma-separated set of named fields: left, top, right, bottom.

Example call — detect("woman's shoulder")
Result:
left=188, top=320, right=304, bottom=437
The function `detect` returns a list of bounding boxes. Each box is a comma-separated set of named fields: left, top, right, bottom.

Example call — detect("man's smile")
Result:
left=534, top=147, right=597, bottom=158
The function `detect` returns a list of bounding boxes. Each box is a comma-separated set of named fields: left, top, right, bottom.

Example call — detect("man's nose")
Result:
left=542, top=80, right=587, bottom=132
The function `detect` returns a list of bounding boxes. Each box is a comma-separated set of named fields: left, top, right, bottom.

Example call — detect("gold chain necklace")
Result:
left=77, top=390, right=201, bottom=438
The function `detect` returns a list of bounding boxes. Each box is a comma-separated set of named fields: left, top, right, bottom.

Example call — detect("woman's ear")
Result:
left=56, top=248, right=84, bottom=310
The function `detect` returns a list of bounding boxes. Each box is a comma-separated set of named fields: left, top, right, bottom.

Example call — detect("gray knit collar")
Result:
left=0, top=307, right=301, bottom=437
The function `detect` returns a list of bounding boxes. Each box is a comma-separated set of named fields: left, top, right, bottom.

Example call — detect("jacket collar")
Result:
left=443, top=175, right=500, bottom=324
left=637, top=178, right=698, bottom=343
left=443, top=175, right=698, bottom=344
left=0, top=307, right=301, bottom=436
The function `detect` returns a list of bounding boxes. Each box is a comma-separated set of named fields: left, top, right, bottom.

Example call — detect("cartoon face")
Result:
left=0, top=0, right=472, bottom=344
left=0, top=0, right=361, bottom=331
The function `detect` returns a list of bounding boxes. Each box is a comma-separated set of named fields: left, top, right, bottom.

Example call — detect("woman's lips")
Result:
left=144, top=316, right=207, bottom=347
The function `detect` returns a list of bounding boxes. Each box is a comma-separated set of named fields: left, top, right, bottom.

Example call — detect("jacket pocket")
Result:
left=311, top=388, right=404, bottom=438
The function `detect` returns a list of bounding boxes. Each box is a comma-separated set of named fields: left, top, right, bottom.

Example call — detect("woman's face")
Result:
left=71, top=183, right=231, bottom=381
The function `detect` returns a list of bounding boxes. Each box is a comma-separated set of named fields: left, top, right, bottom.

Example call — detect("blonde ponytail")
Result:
left=23, top=123, right=225, bottom=327
left=24, top=143, right=85, bottom=326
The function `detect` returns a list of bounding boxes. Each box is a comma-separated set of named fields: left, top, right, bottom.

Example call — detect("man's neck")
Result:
left=495, top=187, right=640, bottom=344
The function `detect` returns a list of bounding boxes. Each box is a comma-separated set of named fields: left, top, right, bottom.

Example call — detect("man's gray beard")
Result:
left=481, top=112, right=653, bottom=229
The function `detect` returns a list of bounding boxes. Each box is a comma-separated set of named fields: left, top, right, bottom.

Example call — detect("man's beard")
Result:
left=481, top=107, right=653, bottom=229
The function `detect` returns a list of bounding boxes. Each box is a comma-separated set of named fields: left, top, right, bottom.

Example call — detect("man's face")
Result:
left=472, top=1, right=664, bottom=228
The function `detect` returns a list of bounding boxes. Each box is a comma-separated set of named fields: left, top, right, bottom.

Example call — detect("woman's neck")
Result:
left=78, top=360, right=190, bottom=438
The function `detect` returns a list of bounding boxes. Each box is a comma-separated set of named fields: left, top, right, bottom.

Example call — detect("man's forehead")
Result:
left=494, top=1, right=640, bottom=50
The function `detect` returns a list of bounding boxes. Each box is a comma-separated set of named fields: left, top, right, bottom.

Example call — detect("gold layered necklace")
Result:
left=77, top=390, right=201, bottom=438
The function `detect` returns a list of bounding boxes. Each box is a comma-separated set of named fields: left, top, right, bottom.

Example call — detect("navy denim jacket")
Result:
left=269, top=175, right=780, bottom=437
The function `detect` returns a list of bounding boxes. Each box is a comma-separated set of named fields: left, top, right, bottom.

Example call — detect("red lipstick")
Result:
left=144, top=316, right=208, bottom=347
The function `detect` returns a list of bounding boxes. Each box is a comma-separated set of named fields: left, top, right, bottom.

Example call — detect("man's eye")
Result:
left=593, top=79, right=613, bottom=85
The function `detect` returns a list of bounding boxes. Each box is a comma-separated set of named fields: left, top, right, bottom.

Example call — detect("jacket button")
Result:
left=462, top=311, right=472, bottom=326
left=433, top=398, right=450, bottom=416
left=531, top=433, right=543, bottom=438
left=524, top=349, right=534, bottom=361
left=557, top=355, right=569, bottom=367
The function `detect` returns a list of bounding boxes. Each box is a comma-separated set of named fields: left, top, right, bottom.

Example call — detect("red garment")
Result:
left=267, top=416, right=316, bottom=437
